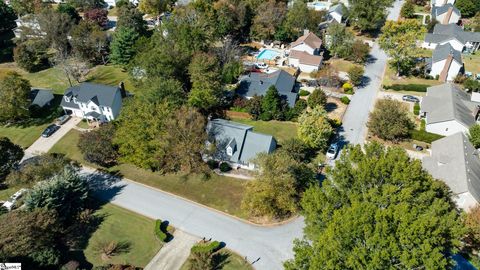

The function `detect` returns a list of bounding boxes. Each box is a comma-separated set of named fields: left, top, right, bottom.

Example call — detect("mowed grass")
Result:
left=382, top=63, right=442, bottom=88
left=0, top=123, right=50, bottom=148
left=84, top=204, right=162, bottom=267
left=49, top=130, right=248, bottom=218
left=180, top=249, right=253, bottom=270
left=229, top=117, right=298, bottom=144
left=464, top=53, right=480, bottom=74
left=327, top=58, right=361, bottom=73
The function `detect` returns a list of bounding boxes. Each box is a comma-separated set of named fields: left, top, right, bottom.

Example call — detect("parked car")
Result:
left=326, top=143, right=339, bottom=159
left=255, top=63, right=268, bottom=69
left=2, top=188, right=28, bottom=211
left=402, top=95, right=419, bottom=103
left=41, top=124, right=60, bottom=138
left=56, top=115, right=71, bottom=125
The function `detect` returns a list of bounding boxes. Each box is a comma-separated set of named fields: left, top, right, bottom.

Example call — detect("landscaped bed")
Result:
left=180, top=248, right=253, bottom=270
left=382, top=63, right=442, bottom=94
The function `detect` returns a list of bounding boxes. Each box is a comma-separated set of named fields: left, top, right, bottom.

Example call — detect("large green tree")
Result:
left=70, top=20, right=109, bottom=64
left=260, top=86, right=284, bottom=121
left=469, top=124, right=480, bottom=148
left=297, top=106, right=333, bottom=150
left=455, top=0, right=480, bottom=17
left=307, top=88, right=327, bottom=109
left=138, top=0, right=174, bottom=18
left=13, top=39, right=50, bottom=72
left=0, top=1, right=17, bottom=34
left=0, top=137, right=24, bottom=180
left=349, top=0, right=394, bottom=32
left=326, top=23, right=355, bottom=58
left=285, top=143, right=464, bottom=270
left=78, top=123, right=118, bottom=167
left=250, top=0, right=286, bottom=41
left=367, top=98, right=413, bottom=141
left=110, top=27, right=140, bottom=67
left=10, top=0, right=43, bottom=16
left=281, top=0, right=322, bottom=40
left=117, top=2, right=147, bottom=35
left=188, top=52, right=223, bottom=111
left=0, top=72, right=31, bottom=123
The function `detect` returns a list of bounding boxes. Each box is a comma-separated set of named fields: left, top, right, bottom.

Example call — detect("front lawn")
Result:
left=0, top=123, right=50, bottom=148
left=464, top=53, right=480, bottom=74
left=83, top=204, right=162, bottom=268
left=382, top=63, right=442, bottom=91
left=327, top=59, right=362, bottom=73
left=49, top=130, right=248, bottom=218
left=228, top=117, right=298, bottom=144
left=180, top=249, right=253, bottom=270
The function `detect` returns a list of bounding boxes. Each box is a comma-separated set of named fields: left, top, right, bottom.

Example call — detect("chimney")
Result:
left=260, top=80, right=263, bottom=85
left=119, top=82, right=126, bottom=98
left=303, top=29, right=309, bottom=36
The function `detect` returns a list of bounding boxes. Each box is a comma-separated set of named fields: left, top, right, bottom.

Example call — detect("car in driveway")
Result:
left=326, top=143, right=339, bottom=159
left=402, top=95, right=419, bottom=103
left=41, top=124, right=60, bottom=138
left=255, top=63, right=268, bottom=69
left=56, top=115, right=71, bottom=125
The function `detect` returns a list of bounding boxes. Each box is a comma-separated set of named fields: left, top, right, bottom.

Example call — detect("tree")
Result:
left=401, top=0, right=415, bottom=18
left=37, top=8, right=74, bottom=53
left=70, top=20, right=109, bottom=64
left=57, top=3, right=81, bottom=24
left=0, top=209, right=62, bottom=269
left=379, top=19, right=425, bottom=76
left=67, top=0, right=105, bottom=11
left=0, top=72, right=31, bottom=123
left=260, top=86, right=284, bottom=121
left=247, top=95, right=263, bottom=120
left=278, top=138, right=309, bottom=162
left=84, top=8, right=109, bottom=29
left=455, top=0, right=480, bottom=17
left=0, top=137, right=23, bottom=180
left=348, top=0, right=394, bottom=32
left=13, top=40, right=50, bottom=72
left=282, top=0, right=318, bottom=40
left=211, top=0, right=250, bottom=40
left=466, top=205, right=480, bottom=250
left=348, top=39, right=370, bottom=64
left=52, top=52, right=89, bottom=87
left=471, top=12, right=480, bottom=32
left=241, top=152, right=315, bottom=219
left=117, top=2, right=147, bottom=35
left=110, top=27, right=140, bottom=67
left=78, top=123, right=118, bottom=167
left=10, top=0, right=43, bottom=16
left=298, top=106, right=333, bottom=150
left=188, top=52, right=223, bottom=111
left=347, top=66, right=365, bottom=86
left=326, top=23, right=354, bottom=58
left=0, top=1, right=17, bottom=34
left=464, top=78, right=480, bottom=92
left=307, top=88, right=327, bottom=109
left=25, top=166, right=90, bottom=222
left=469, top=124, right=480, bottom=148
left=141, top=78, right=186, bottom=108
left=5, top=153, right=75, bottom=186
left=138, top=0, right=173, bottom=19
left=285, top=143, right=464, bottom=270
left=367, top=98, right=413, bottom=141
left=250, top=0, right=286, bottom=41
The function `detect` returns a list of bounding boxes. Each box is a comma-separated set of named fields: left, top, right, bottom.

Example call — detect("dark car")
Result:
left=41, top=124, right=60, bottom=138
left=402, top=95, right=420, bottom=103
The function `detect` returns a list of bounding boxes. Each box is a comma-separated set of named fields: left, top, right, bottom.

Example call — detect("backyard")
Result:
left=228, top=117, right=298, bottom=144
left=464, top=53, right=480, bottom=75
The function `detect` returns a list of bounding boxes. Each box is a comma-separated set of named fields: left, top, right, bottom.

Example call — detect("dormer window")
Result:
left=64, top=96, right=70, bottom=102
left=73, top=97, right=77, bottom=103
left=226, top=138, right=237, bottom=157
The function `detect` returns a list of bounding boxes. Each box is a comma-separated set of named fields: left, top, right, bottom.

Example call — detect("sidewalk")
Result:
left=144, top=230, right=200, bottom=270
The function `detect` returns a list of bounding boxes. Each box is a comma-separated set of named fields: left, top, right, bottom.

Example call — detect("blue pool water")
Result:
left=257, top=49, right=280, bottom=60
left=308, top=1, right=330, bottom=10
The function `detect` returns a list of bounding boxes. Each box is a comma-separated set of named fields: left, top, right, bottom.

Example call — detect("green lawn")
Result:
left=84, top=204, right=162, bottom=268
left=0, top=123, right=50, bottom=148
left=382, top=63, right=442, bottom=89
left=180, top=249, right=253, bottom=270
left=49, top=130, right=248, bottom=218
left=328, top=59, right=361, bottom=73
left=77, top=120, right=91, bottom=129
left=229, top=118, right=298, bottom=144
left=464, top=53, right=480, bottom=74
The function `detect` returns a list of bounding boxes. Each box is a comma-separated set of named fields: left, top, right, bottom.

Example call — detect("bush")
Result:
left=409, top=129, right=443, bottom=143
left=343, top=83, right=354, bottom=94
left=299, top=89, right=310, bottom=96
left=191, top=241, right=222, bottom=253
left=308, top=88, right=327, bottom=108
left=154, top=219, right=168, bottom=242
left=413, top=103, right=420, bottom=116
left=329, top=118, right=342, bottom=128
left=219, top=162, right=232, bottom=172
left=383, top=84, right=429, bottom=92
left=347, top=66, right=365, bottom=86
left=340, top=96, right=350, bottom=104
left=207, top=160, right=218, bottom=170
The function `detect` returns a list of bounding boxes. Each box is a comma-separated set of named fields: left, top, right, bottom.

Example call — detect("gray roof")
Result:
left=237, top=70, right=297, bottom=107
left=329, top=4, right=344, bottom=15
left=29, top=88, right=54, bottom=108
left=425, top=24, right=480, bottom=45
left=207, top=119, right=276, bottom=164
left=432, top=43, right=462, bottom=64
left=423, top=132, right=480, bottom=203
left=61, top=82, right=120, bottom=109
left=431, top=4, right=460, bottom=18
left=421, top=83, right=477, bottom=127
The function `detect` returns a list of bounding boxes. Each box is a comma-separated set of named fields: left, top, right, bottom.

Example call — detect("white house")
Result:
left=423, top=132, right=480, bottom=211
left=430, top=0, right=456, bottom=7
left=13, top=14, right=44, bottom=39
left=289, top=30, right=322, bottom=56
left=327, top=4, right=345, bottom=24
left=422, top=24, right=480, bottom=53
left=420, top=83, right=480, bottom=136
left=60, top=82, right=126, bottom=123
left=288, top=31, right=323, bottom=72
left=427, top=43, right=463, bottom=82
left=431, top=4, right=461, bottom=25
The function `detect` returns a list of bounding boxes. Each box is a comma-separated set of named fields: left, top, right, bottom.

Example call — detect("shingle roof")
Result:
left=431, top=4, right=460, bottom=18
left=289, top=50, right=323, bottom=66
left=432, top=43, right=462, bottom=64
left=290, top=32, right=322, bottom=50
left=328, top=4, right=344, bottom=15
left=423, top=132, right=480, bottom=203
left=421, top=83, right=477, bottom=127
left=29, top=88, right=54, bottom=108
left=61, top=82, right=120, bottom=109
left=237, top=70, right=297, bottom=107
left=425, top=23, right=480, bottom=44
left=207, top=119, right=276, bottom=164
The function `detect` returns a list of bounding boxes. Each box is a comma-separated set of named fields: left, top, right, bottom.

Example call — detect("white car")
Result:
left=2, top=188, right=28, bottom=211
left=255, top=63, right=268, bottom=69
left=326, top=143, right=339, bottom=160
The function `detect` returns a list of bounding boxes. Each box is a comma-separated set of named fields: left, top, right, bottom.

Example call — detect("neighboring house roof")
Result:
left=329, top=4, right=344, bottom=15
left=421, top=83, right=478, bottom=127
left=432, top=43, right=462, bottom=64
left=237, top=70, right=297, bottom=107
left=207, top=119, right=276, bottom=165
left=289, top=50, right=323, bottom=66
left=29, top=88, right=54, bottom=108
left=431, top=4, right=461, bottom=23
left=61, top=82, right=120, bottom=109
left=290, top=32, right=322, bottom=50
left=425, top=24, right=480, bottom=45
left=423, top=132, right=480, bottom=203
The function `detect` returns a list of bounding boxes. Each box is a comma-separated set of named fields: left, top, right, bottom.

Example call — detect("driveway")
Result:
left=23, top=117, right=81, bottom=160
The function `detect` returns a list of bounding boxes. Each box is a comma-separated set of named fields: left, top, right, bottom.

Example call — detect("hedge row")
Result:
left=413, top=103, right=420, bottom=116
left=299, top=89, right=310, bottom=96
left=191, top=241, right=221, bottom=254
left=154, top=219, right=168, bottom=242
left=409, top=129, right=443, bottom=143
left=383, top=84, right=429, bottom=92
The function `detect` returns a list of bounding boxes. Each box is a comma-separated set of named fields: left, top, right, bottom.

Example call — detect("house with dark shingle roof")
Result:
left=29, top=88, right=54, bottom=108
left=237, top=70, right=298, bottom=107
left=426, top=43, right=463, bottom=82
left=431, top=4, right=461, bottom=25
left=423, top=132, right=480, bottom=211
left=422, top=24, right=480, bottom=53
left=60, top=82, right=127, bottom=122
left=206, top=119, right=276, bottom=170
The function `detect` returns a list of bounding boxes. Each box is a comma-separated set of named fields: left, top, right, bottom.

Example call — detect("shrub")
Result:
left=383, top=84, right=428, bottom=92
left=347, top=66, right=365, bottom=86
left=343, top=83, right=354, bottom=94
left=308, top=88, right=327, bottom=108
left=299, top=89, right=310, bottom=96
left=340, top=96, right=350, bottom=104
left=154, top=219, right=168, bottom=242
left=329, top=118, right=342, bottom=127
left=409, top=129, right=443, bottom=143
left=368, top=99, right=413, bottom=141
left=191, top=241, right=222, bottom=253
left=219, top=162, right=232, bottom=172
left=207, top=160, right=218, bottom=170
left=413, top=103, right=420, bottom=116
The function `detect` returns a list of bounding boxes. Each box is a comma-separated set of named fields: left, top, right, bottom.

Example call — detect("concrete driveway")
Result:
left=23, top=117, right=81, bottom=160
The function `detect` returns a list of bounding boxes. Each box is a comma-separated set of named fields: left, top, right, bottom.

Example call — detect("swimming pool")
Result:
left=307, top=1, right=330, bottom=11
left=257, top=49, right=280, bottom=60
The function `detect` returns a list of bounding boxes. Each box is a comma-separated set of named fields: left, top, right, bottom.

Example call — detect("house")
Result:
left=422, top=24, right=480, bottom=53
left=327, top=4, right=345, bottom=24
left=426, top=43, right=463, bottom=82
left=422, top=132, right=480, bottom=211
left=430, top=0, right=456, bottom=7
left=289, top=30, right=322, bottom=56
left=237, top=70, right=297, bottom=107
left=13, top=14, right=44, bottom=39
left=288, top=50, right=323, bottom=73
left=29, top=88, right=54, bottom=108
left=420, top=83, right=480, bottom=136
left=60, top=82, right=126, bottom=123
left=431, top=4, right=461, bottom=25
left=206, top=119, right=277, bottom=170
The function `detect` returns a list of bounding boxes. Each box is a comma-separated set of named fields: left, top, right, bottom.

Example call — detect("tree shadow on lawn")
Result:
left=10, top=94, right=64, bottom=128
